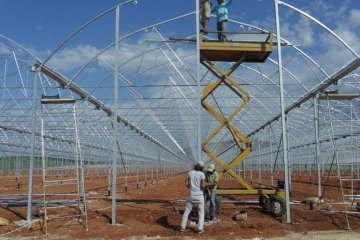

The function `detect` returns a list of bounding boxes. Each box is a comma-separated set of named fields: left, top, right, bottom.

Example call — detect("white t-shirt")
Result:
left=188, top=170, right=205, bottom=197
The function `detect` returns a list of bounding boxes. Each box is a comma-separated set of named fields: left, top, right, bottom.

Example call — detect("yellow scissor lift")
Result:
left=200, top=33, right=286, bottom=217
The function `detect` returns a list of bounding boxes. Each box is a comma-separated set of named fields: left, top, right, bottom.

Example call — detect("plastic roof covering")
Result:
left=0, top=1, right=359, bottom=171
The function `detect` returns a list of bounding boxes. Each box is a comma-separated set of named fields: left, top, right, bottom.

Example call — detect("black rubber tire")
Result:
left=259, top=195, right=268, bottom=208
left=269, top=195, right=285, bottom=218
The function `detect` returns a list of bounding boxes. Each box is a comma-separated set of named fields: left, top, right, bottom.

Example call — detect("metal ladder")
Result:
left=40, top=98, right=88, bottom=234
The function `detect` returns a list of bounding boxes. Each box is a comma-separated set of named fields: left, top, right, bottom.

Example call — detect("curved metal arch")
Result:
left=149, top=60, right=284, bottom=125
left=201, top=19, right=321, bottom=104
left=35, top=5, right=358, bottom=157
left=218, top=62, right=300, bottom=128
left=42, top=0, right=139, bottom=66
left=223, top=20, right=338, bottom=128
left=69, top=12, right=194, bottom=86
left=226, top=19, right=345, bottom=136
left=53, top=10, right=335, bottom=127
left=136, top=60, right=300, bottom=137
left=95, top=54, right=198, bottom=150
left=0, top=34, right=40, bottom=62
left=240, top=65, right=296, bottom=109
left=273, top=98, right=357, bottom=147
left=126, top=51, right=197, bottom=89
left=117, top=73, right=187, bottom=155
left=279, top=0, right=359, bottom=59
left=226, top=19, right=331, bottom=80
left=319, top=100, right=354, bottom=120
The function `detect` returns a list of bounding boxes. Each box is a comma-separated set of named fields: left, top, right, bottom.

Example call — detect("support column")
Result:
left=27, top=67, right=39, bottom=221
left=286, top=116, right=292, bottom=194
left=111, top=5, right=120, bottom=225
left=196, top=0, right=202, bottom=163
left=258, top=141, right=262, bottom=184
left=274, top=0, right=291, bottom=224
left=269, top=127, right=274, bottom=186
left=313, top=94, right=321, bottom=198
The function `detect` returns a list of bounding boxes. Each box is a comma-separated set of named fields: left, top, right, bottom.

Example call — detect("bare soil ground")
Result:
left=0, top=170, right=360, bottom=239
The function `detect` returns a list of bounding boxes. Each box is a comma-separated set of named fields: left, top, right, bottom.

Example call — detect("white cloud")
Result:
left=281, top=16, right=314, bottom=47
left=331, top=7, right=360, bottom=53
left=347, top=9, right=360, bottom=29
left=276, top=2, right=359, bottom=75
left=294, top=17, right=314, bottom=47
left=0, top=45, right=11, bottom=55
left=316, top=7, right=360, bottom=74
left=37, top=31, right=196, bottom=83
left=309, top=0, right=350, bottom=23
left=46, top=44, right=99, bottom=72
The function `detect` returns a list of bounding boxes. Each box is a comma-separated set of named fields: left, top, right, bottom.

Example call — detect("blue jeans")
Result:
left=206, top=190, right=217, bottom=219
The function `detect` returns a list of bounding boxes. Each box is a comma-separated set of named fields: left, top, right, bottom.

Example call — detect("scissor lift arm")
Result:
left=200, top=33, right=285, bottom=217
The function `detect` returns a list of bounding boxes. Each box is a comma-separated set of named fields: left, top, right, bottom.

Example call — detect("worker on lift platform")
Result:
left=212, top=0, right=232, bottom=41
left=199, top=0, right=212, bottom=35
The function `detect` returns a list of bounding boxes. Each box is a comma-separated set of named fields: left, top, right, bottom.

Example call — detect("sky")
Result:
left=1, top=0, right=359, bottom=123
left=1, top=0, right=359, bottom=108
left=1, top=0, right=359, bottom=68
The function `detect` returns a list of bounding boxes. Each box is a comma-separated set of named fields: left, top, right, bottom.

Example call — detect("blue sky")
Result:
left=1, top=0, right=359, bottom=104
left=1, top=0, right=358, bottom=111
left=1, top=0, right=358, bottom=93
left=1, top=0, right=359, bottom=57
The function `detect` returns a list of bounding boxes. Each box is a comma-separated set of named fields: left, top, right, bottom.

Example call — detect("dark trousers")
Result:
left=217, top=20, right=227, bottom=41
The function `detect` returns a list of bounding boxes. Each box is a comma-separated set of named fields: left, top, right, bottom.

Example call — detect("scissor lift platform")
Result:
left=200, top=33, right=273, bottom=62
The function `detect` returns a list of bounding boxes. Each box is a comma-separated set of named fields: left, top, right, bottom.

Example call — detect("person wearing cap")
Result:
left=205, top=163, right=219, bottom=222
left=180, top=161, right=215, bottom=234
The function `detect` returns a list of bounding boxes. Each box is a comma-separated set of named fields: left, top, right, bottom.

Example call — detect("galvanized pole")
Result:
left=258, top=141, right=262, bottom=184
left=196, top=0, right=202, bottom=163
left=286, top=116, right=292, bottom=193
left=27, top=67, right=38, bottom=221
left=313, top=94, right=321, bottom=198
left=111, top=5, right=120, bottom=225
left=274, top=0, right=291, bottom=223
left=269, top=126, right=274, bottom=186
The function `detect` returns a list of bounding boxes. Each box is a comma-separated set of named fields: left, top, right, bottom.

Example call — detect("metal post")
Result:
left=274, top=0, right=291, bottom=223
left=196, top=0, right=202, bottom=163
left=151, top=161, right=154, bottom=183
left=314, top=94, right=321, bottom=198
left=73, top=105, right=81, bottom=197
left=16, top=156, right=20, bottom=189
left=107, top=165, right=111, bottom=196
left=136, top=163, right=139, bottom=189
left=111, top=5, right=120, bottom=225
left=350, top=101, right=359, bottom=179
left=27, top=68, right=38, bottom=221
left=40, top=104, right=48, bottom=234
left=242, top=155, right=246, bottom=180
left=145, top=165, right=147, bottom=186
left=269, top=127, right=274, bottom=186
left=258, top=141, right=262, bottom=184
left=286, top=116, right=291, bottom=194
left=157, top=148, right=161, bottom=182
left=250, top=155, right=253, bottom=183
left=124, top=158, right=128, bottom=192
